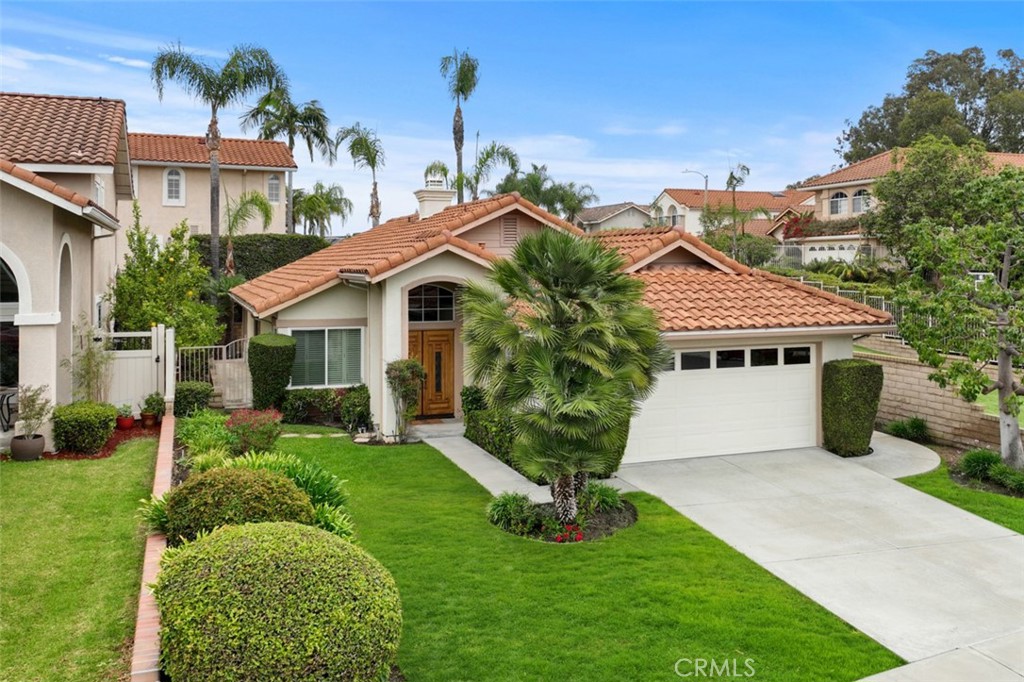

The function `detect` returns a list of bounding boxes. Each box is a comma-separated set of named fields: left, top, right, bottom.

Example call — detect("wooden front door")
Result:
left=408, top=329, right=455, bottom=417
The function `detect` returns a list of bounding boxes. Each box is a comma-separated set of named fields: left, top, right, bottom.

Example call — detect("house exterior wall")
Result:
left=585, top=207, right=651, bottom=232
left=652, top=195, right=702, bottom=234
left=810, top=183, right=874, bottom=221
left=458, top=213, right=546, bottom=258
left=274, top=282, right=368, bottom=325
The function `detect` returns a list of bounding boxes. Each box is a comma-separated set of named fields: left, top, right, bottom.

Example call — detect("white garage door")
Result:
left=623, top=344, right=817, bottom=463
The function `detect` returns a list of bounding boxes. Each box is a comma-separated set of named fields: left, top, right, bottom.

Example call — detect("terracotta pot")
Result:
left=10, top=434, right=44, bottom=461
left=141, top=412, right=157, bottom=429
left=116, top=416, right=135, bottom=431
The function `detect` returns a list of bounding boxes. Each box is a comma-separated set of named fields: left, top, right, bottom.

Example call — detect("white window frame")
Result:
left=278, top=326, right=365, bottom=389
left=829, top=192, right=848, bottom=216
left=852, top=189, right=871, bottom=213
left=163, top=167, right=185, bottom=206
left=267, top=174, right=281, bottom=204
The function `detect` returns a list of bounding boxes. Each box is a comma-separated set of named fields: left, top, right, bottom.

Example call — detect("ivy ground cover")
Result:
left=282, top=435, right=902, bottom=681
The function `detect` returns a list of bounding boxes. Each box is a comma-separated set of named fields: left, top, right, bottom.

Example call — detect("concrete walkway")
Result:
left=616, top=435, right=1024, bottom=682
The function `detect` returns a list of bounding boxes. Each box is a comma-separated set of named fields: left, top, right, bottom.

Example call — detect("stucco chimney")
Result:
left=415, top=173, right=456, bottom=219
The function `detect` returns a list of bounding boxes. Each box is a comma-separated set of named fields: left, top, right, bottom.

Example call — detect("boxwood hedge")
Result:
left=190, top=233, right=329, bottom=281
left=248, top=333, right=296, bottom=410
left=822, top=358, right=883, bottom=457
left=174, top=381, right=214, bottom=417
left=52, top=401, right=117, bottom=454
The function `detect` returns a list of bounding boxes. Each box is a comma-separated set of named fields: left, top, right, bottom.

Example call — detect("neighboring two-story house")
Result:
left=575, top=202, right=651, bottom=232
left=652, top=187, right=813, bottom=235
left=121, top=133, right=297, bottom=249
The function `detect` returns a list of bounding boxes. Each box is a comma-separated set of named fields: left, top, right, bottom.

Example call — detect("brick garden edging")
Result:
left=129, top=414, right=174, bottom=681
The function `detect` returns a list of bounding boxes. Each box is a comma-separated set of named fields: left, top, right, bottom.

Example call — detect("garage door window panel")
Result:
left=680, top=351, right=711, bottom=370
left=716, top=349, right=746, bottom=369
left=751, top=348, right=779, bottom=367
left=784, top=347, right=812, bottom=365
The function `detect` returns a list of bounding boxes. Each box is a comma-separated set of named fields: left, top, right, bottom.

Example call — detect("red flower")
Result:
left=555, top=535, right=564, bottom=543
left=575, top=532, right=583, bottom=542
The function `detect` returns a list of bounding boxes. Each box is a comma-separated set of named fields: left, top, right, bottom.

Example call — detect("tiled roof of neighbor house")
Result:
left=741, top=219, right=776, bottom=237
left=591, top=226, right=748, bottom=272
left=0, top=92, right=126, bottom=165
left=0, top=159, right=118, bottom=222
left=801, top=149, right=1024, bottom=188
left=663, top=187, right=813, bottom=213
left=128, top=133, right=297, bottom=169
left=576, top=201, right=651, bottom=224
left=232, top=193, right=582, bottom=314
left=637, top=267, right=891, bottom=332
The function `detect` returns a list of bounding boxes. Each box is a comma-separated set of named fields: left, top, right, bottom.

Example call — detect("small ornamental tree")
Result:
left=385, top=359, right=425, bottom=442
left=108, top=203, right=223, bottom=346
left=895, top=162, right=1024, bottom=469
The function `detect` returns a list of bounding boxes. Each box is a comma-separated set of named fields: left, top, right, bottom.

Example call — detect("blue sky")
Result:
left=1, top=2, right=1019, bottom=233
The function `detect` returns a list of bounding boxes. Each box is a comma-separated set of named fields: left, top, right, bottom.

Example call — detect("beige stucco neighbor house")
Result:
left=652, top=187, right=813, bottom=235
left=231, top=186, right=893, bottom=462
left=0, top=93, right=131, bottom=438
left=120, top=133, right=296, bottom=252
left=575, top=202, right=651, bottom=232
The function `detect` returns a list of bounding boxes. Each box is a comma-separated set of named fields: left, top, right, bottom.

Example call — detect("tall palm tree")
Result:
left=467, top=141, right=518, bottom=201
left=725, top=162, right=751, bottom=257
left=152, top=43, right=285, bottom=279
left=222, top=190, right=273, bottom=276
left=336, top=123, right=385, bottom=227
left=557, top=181, right=599, bottom=223
left=462, top=230, right=668, bottom=524
left=240, top=87, right=335, bottom=233
left=423, top=160, right=451, bottom=188
left=439, top=49, right=479, bottom=205
left=293, top=181, right=353, bottom=237
left=493, top=163, right=559, bottom=211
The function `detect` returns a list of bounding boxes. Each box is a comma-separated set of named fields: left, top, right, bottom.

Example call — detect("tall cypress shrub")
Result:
left=248, top=334, right=296, bottom=409
left=822, top=359, right=884, bottom=457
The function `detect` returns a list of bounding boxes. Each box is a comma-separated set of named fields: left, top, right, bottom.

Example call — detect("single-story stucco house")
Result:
left=230, top=185, right=893, bottom=463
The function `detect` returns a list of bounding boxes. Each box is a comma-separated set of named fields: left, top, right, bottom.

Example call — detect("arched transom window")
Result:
left=408, top=284, right=455, bottom=322
left=829, top=191, right=847, bottom=216
left=163, top=168, right=185, bottom=206
left=852, top=189, right=871, bottom=213
left=267, top=174, right=281, bottom=203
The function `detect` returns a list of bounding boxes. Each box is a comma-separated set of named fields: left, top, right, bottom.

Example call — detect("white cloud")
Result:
left=602, top=122, right=687, bottom=137
left=1, top=46, right=108, bottom=74
left=105, top=55, right=151, bottom=69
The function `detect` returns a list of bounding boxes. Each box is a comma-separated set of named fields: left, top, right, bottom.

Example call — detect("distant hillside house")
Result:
left=575, top=202, right=651, bottom=233
left=652, top=187, right=813, bottom=235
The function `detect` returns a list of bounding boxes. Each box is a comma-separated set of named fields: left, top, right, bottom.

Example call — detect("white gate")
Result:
left=106, top=325, right=176, bottom=416
left=177, top=338, right=251, bottom=409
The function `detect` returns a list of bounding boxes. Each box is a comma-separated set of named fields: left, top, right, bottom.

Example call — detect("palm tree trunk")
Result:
left=370, top=177, right=381, bottom=228
left=207, top=115, right=222, bottom=282
left=453, top=101, right=464, bottom=204
left=286, top=171, right=295, bottom=234
left=572, top=471, right=589, bottom=496
left=225, top=235, right=236, bottom=277
left=551, top=474, right=578, bottom=525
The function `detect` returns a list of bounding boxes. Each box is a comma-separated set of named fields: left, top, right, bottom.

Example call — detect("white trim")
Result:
left=16, top=163, right=113, bottom=174
left=662, top=324, right=895, bottom=341
left=580, top=203, right=651, bottom=225
left=56, top=235, right=73, bottom=316
left=14, top=312, right=60, bottom=326
left=133, top=161, right=297, bottom=171
left=1, top=169, right=120, bottom=231
left=267, top=173, right=282, bottom=204
left=367, top=243, right=492, bottom=284
left=803, top=178, right=877, bottom=191
left=162, top=167, right=185, bottom=206
left=83, top=206, right=119, bottom=231
left=0, top=244, right=33, bottom=315
left=448, top=203, right=578, bottom=239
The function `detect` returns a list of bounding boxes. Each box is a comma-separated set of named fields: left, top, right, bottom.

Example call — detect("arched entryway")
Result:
left=406, top=282, right=458, bottom=418
left=56, top=244, right=73, bottom=403
left=0, top=260, right=19, bottom=387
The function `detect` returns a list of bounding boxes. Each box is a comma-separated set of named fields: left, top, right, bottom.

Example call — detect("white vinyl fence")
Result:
left=177, top=338, right=251, bottom=409
left=106, top=325, right=176, bottom=416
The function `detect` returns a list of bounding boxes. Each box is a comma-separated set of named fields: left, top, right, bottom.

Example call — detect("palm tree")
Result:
left=152, top=43, right=285, bottom=279
left=466, top=142, right=518, bottom=201
left=557, top=181, right=599, bottom=223
left=423, top=160, right=451, bottom=188
left=336, top=123, right=385, bottom=227
left=222, top=190, right=273, bottom=276
left=439, top=49, right=479, bottom=205
left=240, top=87, right=335, bottom=233
left=725, top=163, right=751, bottom=257
left=494, top=163, right=559, bottom=211
left=293, top=181, right=353, bottom=237
left=461, top=230, right=668, bottom=524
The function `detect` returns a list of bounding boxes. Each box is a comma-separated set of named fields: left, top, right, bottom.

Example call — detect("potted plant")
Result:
left=10, top=384, right=52, bottom=461
left=116, top=404, right=135, bottom=431
left=140, top=392, right=165, bottom=429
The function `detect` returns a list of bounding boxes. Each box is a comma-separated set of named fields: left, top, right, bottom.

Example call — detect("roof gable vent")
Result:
left=500, top=215, right=519, bottom=246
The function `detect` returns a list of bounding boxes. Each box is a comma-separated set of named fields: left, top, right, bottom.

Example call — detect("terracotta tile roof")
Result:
left=637, top=267, right=891, bottom=332
left=129, top=133, right=297, bottom=169
left=591, top=226, right=748, bottom=272
left=1, top=159, right=117, bottom=222
left=0, top=92, right=126, bottom=165
left=801, top=149, right=1024, bottom=188
left=741, top=219, right=775, bottom=237
left=663, top=187, right=813, bottom=213
left=576, top=201, right=650, bottom=224
left=232, top=193, right=582, bottom=314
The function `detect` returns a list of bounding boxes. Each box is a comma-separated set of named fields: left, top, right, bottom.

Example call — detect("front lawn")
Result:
left=282, top=437, right=902, bottom=681
left=0, top=438, right=156, bottom=682
left=900, top=462, right=1024, bottom=534
left=974, top=391, right=1022, bottom=424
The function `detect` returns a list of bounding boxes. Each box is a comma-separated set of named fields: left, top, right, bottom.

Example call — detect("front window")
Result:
left=829, top=192, right=847, bottom=216
left=852, top=189, right=871, bottom=213
left=668, top=205, right=678, bottom=227
left=408, top=284, right=455, bottom=322
left=290, top=328, right=362, bottom=387
left=268, top=174, right=281, bottom=203
left=163, top=168, right=185, bottom=206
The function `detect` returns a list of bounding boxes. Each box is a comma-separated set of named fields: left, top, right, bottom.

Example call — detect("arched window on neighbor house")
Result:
left=829, top=191, right=847, bottom=216
left=163, top=168, right=185, bottom=206
left=852, top=189, right=871, bottom=213
left=267, top=174, right=281, bottom=204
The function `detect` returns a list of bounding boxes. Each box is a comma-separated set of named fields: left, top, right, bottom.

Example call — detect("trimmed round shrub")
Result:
left=338, top=384, right=372, bottom=432
left=822, top=359, right=883, bottom=457
left=163, top=467, right=314, bottom=545
left=958, top=449, right=1001, bottom=480
left=52, top=401, right=117, bottom=454
left=248, top=333, right=296, bottom=410
left=155, top=522, right=402, bottom=682
left=174, top=381, right=215, bottom=417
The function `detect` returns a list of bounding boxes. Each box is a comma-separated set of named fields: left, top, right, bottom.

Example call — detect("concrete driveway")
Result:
left=616, top=441, right=1024, bottom=679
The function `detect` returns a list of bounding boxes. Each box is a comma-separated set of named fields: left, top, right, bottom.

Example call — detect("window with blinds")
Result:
left=290, top=328, right=362, bottom=387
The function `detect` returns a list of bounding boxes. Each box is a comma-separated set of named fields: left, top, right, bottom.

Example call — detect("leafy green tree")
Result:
left=702, top=230, right=777, bottom=267
left=336, top=123, right=385, bottom=227
left=493, top=163, right=599, bottom=220
left=895, top=165, right=1024, bottom=468
left=838, top=47, right=1024, bottom=163
left=240, top=87, right=335, bottom=233
left=461, top=230, right=668, bottom=523
left=109, top=204, right=223, bottom=347
left=223, top=190, right=273, bottom=276
left=152, top=44, right=285, bottom=278
left=293, top=181, right=353, bottom=237
left=439, top=49, right=479, bottom=204
left=865, top=136, right=991, bottom=267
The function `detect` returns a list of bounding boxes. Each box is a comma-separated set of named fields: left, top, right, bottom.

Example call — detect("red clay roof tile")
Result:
left=801, top=149, right=1024, bottom=188
left=129, top=133, right=296, bottom=168
left=663, top=187, right=813, bottom=213
left=0, top=92, right=126, bottom=166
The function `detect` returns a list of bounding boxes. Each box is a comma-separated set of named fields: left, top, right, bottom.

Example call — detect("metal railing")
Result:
left=177, top=338, right=248, bottom=383
left=768, top=244, right=881, bottom=267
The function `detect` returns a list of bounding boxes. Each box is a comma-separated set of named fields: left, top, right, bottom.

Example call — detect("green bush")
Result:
left=988, top=463, right=1024, bottom=495
left=176, top=410, right=233, bottom=453
left=162, top=467, right=314, bottom=545
left=248, top=334, right=296, bottom=410
left=174, top=381, right=214, bottom=417
left=191, top=233, right=330, bottom=281
left=957, top=449, right=1001, bottom=479
left=225, top=409, right=283, bottom=455
left=339, top=384, right=372, bottom=432
left=223, top=451, right=349, bottom=509
left=487, top=492, right=539, bottom=536
left=460, top=385, right=488, bottom=415
left=282, top=388, right=340, bottom=424
left=155, top=523, right=400, bottom=682
left=822, top=359, right=884, bottom=457
left=464, top=407, right=522, bottom=472
left=578, top=481, right=624, bottom=515
left=52, top=401, right=117, bottom=454
left=886, top=417, right=931, bottom=443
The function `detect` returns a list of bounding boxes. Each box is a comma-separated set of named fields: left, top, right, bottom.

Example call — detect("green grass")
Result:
left=0, top=438, right=156, bottom=682
left=281, top=423, right=348, bottom=436
left=900, top=462, right=1024, bottom=534
left=974, top=391, right=1022, bottom=424
left=281, top=437, right=902, bottom=681
left=853, top=344, right=895, bottom=356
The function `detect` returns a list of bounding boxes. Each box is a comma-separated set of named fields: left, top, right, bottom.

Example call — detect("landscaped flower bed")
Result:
left=487, top=482, right=638, bottom=542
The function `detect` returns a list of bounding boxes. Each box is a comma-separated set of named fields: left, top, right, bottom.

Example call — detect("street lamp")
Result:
left=681, top=169, right=709, bottom=214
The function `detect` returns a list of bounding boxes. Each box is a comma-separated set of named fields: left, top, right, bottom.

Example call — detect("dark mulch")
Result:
left=949, top=469, right=1024, bottom=499
left=2, top=422, right=159, bottom=461
left=528, top=499, right=638, bottom=542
